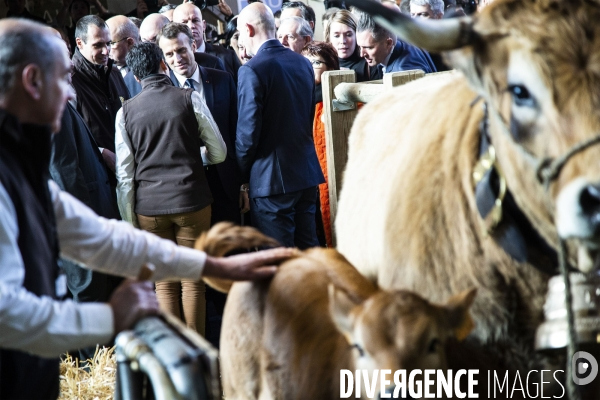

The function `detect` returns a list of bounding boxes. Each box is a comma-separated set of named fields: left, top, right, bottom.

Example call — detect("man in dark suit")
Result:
left=236, top=3, right=324, bottom=249
left=173, top=2, right=241, bottom=82
left=158, top=22, right=246, bottom=347
left=356, top=12, right=436, bottom=80
left=159, top=23, right=247, bottom=226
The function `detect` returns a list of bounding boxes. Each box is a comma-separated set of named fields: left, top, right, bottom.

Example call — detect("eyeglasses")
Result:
left=109, top=37, right=128, bottom=47
left=310, top=59, right=327, bottom=67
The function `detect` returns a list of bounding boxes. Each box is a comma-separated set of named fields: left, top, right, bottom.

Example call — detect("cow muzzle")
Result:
left=556, top=178, right=600, bottom=272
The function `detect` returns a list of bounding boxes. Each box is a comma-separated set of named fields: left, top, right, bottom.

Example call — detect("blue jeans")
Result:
left=250, top=187, right=319, bottom=249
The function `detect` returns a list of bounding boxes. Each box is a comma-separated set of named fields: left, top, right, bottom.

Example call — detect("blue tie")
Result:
left=185, top=78, right=196, bottom=90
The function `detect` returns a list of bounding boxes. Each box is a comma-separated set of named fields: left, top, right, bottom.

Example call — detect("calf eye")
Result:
left=427, top=338, right=440, bottom=354
left=508, top=84, right=536, bottom=108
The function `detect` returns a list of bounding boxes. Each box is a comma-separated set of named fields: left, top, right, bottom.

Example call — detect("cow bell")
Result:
left=536, top=273, right=600, bottom=350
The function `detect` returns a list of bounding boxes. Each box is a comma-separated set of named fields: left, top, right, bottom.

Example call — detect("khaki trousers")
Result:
left=137, top=206, right=211, bottom=335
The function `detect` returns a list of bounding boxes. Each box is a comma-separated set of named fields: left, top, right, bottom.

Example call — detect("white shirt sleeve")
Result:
left=0, top=180, right=209, bottom=358
left=52, top=180, right=207, bottom=282
left=0, top=182, right=113, bottom=357
left=115, top=108, right=138, bottom=228
left=191, top=91, right=227, bottom=165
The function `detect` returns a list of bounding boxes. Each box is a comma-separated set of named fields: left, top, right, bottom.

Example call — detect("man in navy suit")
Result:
left=236, top=3, right=324, bottom=249
left=356, top=12, right=436, bottom=80
left=158, top=23, right=245, bottom=347
left=158, top=22, right=247, bottom=227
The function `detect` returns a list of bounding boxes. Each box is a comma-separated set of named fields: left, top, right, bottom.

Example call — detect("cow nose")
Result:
left=579, top=184, right=600, bottom=229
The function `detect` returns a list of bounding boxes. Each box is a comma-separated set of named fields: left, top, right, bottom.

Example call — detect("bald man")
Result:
left=141, top=14, right=226, bottom=72
left=236, top=3, right=324, bottom=249
left=106, top=15, right=140, bottom=96
left=173, top=2, right=241, bottom=81
left=0, top=19, right=293, bottom=400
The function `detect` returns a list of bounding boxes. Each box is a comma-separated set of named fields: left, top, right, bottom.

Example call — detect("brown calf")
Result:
left=196, top=223, right=476, bottom=400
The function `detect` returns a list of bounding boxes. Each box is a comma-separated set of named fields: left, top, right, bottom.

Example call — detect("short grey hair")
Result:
left=280, top=16, right=313, bottom=40
left=355, top=11, right=395, bottom=43
left=0, top=20, right=56, bottom=96
left=108, top=17, right=139, bottom=44
left=410, top=0, right=445, bottom=17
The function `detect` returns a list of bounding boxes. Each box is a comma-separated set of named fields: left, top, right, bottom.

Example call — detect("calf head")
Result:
left=329, top=286, right=476, bottom=392
left=345, top=0, right=600, bottom=272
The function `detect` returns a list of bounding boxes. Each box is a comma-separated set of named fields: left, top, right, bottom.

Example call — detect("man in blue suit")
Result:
left=236, top=3, right=325, bottom=249
left=159, top=23, right=244, bottom=347
left=159, top=22, right=246, bottom=227
left=356, top=12, right=436, bottom=80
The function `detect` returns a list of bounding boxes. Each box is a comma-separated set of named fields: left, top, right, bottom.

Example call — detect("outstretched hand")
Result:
left=202, top=247, right=295, bottom=281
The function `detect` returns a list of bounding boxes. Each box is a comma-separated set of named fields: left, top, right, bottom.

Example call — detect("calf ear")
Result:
left=444, top=288, right=477, bottom=341
left=329, top=284, right=361, bottom=338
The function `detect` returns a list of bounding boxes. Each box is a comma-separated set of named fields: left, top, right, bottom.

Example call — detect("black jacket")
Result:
left=71, top=49, right=130, bottom=152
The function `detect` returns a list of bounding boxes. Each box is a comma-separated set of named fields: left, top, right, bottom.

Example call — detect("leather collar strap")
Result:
left=473, top=102, right=562, bottom=275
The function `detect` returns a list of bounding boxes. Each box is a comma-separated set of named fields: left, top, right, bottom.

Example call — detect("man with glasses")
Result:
left=106, top=15, right=141, bottom=96
left=72, top=15, right=130, bottom=173
left=277, top=16, right=312, bottom=54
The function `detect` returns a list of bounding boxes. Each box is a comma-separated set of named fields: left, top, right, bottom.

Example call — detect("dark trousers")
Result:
left=250, top=187, right=319, bottom=249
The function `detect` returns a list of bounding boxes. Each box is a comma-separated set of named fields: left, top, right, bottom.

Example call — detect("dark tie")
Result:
left=376, top=64, right=384, bottom=80
left=185, top=78, right=196, bottom=90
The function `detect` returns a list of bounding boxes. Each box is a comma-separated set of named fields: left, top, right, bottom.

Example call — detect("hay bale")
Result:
left=59, top=346, right=116, bottom=400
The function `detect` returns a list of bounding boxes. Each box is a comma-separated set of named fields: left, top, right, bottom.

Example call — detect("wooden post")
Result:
left=383, top=69, right=425, bottom=89
left=322, top=70, right=356, bottom=246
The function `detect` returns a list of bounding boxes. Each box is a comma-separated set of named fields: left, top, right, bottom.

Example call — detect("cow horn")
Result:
left=344, top=0, right=475, bottom=52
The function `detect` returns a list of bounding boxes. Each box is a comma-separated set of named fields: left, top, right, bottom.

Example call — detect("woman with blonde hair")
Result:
left=324, top=9, right=369, bottom=82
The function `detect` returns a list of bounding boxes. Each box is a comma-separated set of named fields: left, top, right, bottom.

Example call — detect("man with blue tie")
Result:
left=158, top=23, right=248, bottom=227
left=115, top=41, right=226, bottom=336
left=158, top=23, right=246, bottom=346
left=236, top=3, right=325, bottom=249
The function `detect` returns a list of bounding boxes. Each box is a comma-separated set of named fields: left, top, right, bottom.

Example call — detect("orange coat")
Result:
left=313, top=102, right=333, bottom=247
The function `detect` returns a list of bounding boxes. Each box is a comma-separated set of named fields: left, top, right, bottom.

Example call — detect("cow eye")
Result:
left=427, top=338, right=440, bottom=354
left=508, top=84, right=536, bottom=108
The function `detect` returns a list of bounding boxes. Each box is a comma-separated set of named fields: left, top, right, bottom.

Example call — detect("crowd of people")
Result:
left=0, top=0, right=492, bottom=398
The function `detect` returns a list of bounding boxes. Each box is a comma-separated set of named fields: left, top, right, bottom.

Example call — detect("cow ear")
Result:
left=329, top=284, right=360, bottom=337
left=444, top=288, right=477, bottom=341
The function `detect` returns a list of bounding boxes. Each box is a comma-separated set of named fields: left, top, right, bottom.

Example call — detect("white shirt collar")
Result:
left=197, top=40, right=206, bottom=53
left=173, top=63, right=204, bottom=98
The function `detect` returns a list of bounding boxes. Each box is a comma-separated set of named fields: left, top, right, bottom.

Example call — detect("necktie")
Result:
left=185, top=78, right=196, bottom=90
left=377, top=64, right=384, bottom=80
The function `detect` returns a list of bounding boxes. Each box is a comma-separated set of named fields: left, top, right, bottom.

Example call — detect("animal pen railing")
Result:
left=322, top=69, right=446, bottom=245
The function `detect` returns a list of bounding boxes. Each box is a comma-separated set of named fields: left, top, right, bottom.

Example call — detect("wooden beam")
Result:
left=322, top=70, right=356, bottom=246
left=383, top=69, right=425, bottom=89
left=334, top=82, right=388, bottom=104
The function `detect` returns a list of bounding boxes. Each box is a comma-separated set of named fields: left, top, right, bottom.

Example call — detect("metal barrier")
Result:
left=114, top=313, right=221, bottom=400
